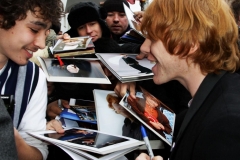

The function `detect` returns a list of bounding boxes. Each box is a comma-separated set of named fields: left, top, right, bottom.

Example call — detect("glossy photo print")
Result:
left=44, top=128, right=128, bottom=148
left=119, top=87, right=176, bottom=146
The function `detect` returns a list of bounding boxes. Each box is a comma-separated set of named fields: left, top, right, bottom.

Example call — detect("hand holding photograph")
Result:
left=119, top=87, right=176, bottom=146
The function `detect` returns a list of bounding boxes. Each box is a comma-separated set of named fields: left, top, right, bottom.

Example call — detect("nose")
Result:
left=113, top=14, right=120, bottom=23
left=140, top=39, right=151, bottom=55
left=33, top=33, right=46, bottom=50
left=86, top=25, right=93, bottom=34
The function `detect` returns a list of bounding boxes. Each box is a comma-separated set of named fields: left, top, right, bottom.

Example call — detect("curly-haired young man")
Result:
left=0, top=0, right=64, bottom=159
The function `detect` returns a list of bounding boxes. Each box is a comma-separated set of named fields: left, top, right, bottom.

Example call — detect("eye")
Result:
left=90, top=22, right=96, bottom=26
left=119, top=13, right=126, bottom=17
left=30, top=28, right=38, bottom=33
left=78, top=25, right=84, bottom=30
left=107, top=13, right=113, bottom=17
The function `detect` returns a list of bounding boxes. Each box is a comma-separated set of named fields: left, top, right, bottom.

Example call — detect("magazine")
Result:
left=52, top=36, right=95, bottom=58
left=59, top=98, right=97, bottom=130
left=120, top=29, right=145, bottom=44
left=28, top=128, right=144, bottom=155
left=37, top=57, right=111, bottom=84
left=95, top=53, right=154, bottom=83
left=93, top=89, right=128, bottom=136
left=53, top=36, right=94, bottom=53
left=57, top=144, right=137, bottom=160
left=123, top=3, right=145, bottom=39
left=119, top=87, right=176, bottom=146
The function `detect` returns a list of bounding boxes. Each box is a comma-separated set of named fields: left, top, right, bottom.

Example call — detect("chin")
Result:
left=153, top=76, right=162, bottom=85
left=16, top=59, right=29, bottom=66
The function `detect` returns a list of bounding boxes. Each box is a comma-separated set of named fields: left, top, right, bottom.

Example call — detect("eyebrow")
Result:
left=30, top=20, right=49, bottom=29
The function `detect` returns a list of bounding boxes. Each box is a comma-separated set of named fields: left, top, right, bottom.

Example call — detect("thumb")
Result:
left=62, top=100, right=70, bottom=109
left=136, top=52, right=147, bottom=60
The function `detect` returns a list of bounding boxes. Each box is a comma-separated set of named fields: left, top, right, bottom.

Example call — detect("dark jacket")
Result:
left=0, top=99, right=18, bottom=160
left=170, top=71, right=240, bottom=160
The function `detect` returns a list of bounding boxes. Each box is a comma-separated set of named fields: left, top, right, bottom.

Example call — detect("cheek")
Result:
left=97, top=27, right=102, bottom=37
left=105, top=18, right=112, bottom=24
left=78, top=30, right=86, bottom=36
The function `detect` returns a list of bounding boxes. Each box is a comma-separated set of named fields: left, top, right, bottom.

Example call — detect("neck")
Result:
left=177, top=63, right=206, bottom=98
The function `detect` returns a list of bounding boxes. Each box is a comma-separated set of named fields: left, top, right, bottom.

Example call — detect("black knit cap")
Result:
left=66, top=2, right=110, bottom=38
left=102, top=0, right=130, bottom=13
left=68, top=2, right=107, bottom=29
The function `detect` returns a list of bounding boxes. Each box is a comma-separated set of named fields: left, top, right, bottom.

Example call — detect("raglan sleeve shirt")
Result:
left=17, top=68, right=48, bottom=160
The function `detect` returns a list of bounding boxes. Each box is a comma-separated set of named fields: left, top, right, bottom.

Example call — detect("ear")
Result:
left=189, top=42, right=199, bottom=54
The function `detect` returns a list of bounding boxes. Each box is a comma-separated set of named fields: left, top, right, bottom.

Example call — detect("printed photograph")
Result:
left=44, top=58, right=106, bottom=78
left=53, top=37, right=93, bottom=52
left=120, top=87, right=175, bottom=145
left=97, top=53, right=154, bottom=77
left=70, top=99, right=96, bottom=122
left=43, top=128, right=129, bottom=148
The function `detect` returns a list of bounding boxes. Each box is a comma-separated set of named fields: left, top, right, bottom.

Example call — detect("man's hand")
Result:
left=47, top=99, right=70, bottom=120
left=46, top=119, right=64, bottom=133
left=56, top=33, right=71, bottom=40
left=135, top=153, right=163, bottom=160
left=133, top=11, right=144, bottom=24
left=114, top=81, right=136, bottom=98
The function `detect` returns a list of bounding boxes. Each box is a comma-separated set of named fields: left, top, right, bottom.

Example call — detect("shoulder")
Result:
left=217, top=72, right=240, bottom=93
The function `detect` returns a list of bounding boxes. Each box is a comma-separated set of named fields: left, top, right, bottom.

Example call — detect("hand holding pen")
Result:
left=133, top=11, right=144, bottom=24
left=141, top=125, right=154, bottom=159
left=135, top=153, right=163, bottom=160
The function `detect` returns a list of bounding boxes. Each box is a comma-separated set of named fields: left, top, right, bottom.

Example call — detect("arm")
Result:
left=14, top=128, right=43, bottom=160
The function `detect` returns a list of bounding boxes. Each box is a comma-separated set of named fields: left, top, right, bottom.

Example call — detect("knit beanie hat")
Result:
left=68, top=2, right=107, bottom=30
left=66, top=2, right=110, bottom=38
left=102, top=0, right=130, bottom=13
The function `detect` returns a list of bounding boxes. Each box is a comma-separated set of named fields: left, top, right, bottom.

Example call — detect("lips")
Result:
left=26, top=49, right=33, bottom=55
left=25, top=49, right=35, bottom=59
left=111, top=26, right=121, bottom=30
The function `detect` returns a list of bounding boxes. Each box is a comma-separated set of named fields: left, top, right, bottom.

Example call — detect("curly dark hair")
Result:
left=0, top=0, right=64, bottom=29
